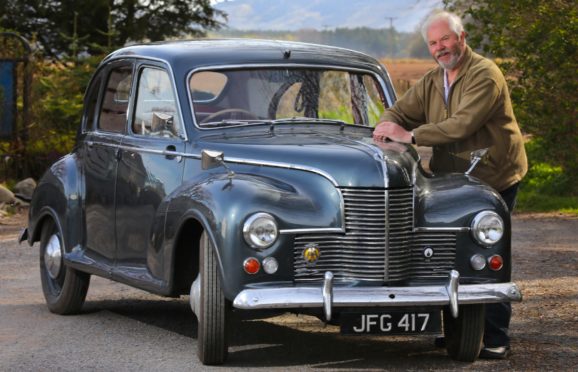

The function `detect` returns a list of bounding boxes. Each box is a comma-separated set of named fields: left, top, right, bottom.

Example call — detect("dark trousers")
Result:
left=483, top=182, right=519, bottom=348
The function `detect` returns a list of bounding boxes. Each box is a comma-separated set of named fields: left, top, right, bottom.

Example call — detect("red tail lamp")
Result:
left=488, top=255, right=504, bottom=271
left=243, top=257, right=260, bottom=274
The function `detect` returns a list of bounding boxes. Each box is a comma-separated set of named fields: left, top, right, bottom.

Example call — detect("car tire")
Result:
left=39, top=218, right=90, bottom=315
left=444, top=304, right=485, bottom=362
left=197, top=231, right=229, bottom=365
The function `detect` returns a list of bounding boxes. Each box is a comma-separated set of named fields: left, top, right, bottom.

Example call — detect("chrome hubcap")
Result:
left=44, top=233, right=62, bottom=279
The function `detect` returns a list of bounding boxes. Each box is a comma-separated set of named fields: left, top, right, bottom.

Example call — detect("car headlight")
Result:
left=471, top=211, right=504, bottom=246
left=243, top=212, right=278, bottom=249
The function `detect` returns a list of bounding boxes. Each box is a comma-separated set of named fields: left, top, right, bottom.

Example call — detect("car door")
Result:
left=113, top=63, right=186, bottom=282
left=82, top=60, right=134, bottom=265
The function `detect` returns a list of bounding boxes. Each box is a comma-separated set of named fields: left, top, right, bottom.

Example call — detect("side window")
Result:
left=98, top=65, right=133, bottom=133
left=133, top=67, right=182, bottom=138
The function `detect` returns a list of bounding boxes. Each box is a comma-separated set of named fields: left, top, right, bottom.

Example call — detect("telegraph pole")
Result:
left=385, top=17, right=398, bottom=57
left=385, top=17, right=397, bottom=29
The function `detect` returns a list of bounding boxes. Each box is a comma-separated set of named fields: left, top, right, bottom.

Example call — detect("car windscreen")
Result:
left=189, top=67, right=388, bottom=128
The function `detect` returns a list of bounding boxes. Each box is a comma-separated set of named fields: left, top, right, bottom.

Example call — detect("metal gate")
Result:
left=0, top=32, right=31, bottom=140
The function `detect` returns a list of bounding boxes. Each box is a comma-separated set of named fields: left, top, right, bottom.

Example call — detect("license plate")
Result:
left=340, top=310, right=441, bottom=335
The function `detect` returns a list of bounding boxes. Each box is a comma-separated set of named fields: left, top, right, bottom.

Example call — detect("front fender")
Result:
left=165, top=167, right=342, bottom=299
left=416, top=173, right=512, bottom=283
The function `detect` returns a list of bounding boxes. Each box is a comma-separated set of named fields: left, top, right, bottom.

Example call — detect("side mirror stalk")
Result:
left=465, top=148, right=489, bottom=176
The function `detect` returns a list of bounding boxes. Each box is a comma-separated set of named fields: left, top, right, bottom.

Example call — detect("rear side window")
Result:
left=98, top=65, right=133, bottom=133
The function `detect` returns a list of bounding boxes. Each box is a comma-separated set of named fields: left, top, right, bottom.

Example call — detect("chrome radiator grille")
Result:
left=293, top=187, right=456, bottom=283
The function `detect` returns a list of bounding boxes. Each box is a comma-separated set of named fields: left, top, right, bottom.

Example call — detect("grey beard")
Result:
left=437, top=50, right=463, bottom=70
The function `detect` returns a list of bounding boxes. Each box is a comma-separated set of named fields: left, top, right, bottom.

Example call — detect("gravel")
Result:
left=1, top=211, right=577, bottom=370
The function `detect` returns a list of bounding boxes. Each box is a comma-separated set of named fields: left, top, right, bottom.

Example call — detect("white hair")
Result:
left=421, top=10, right=465, bottom=43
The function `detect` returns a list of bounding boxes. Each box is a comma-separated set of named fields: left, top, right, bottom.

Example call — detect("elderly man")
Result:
left=373, top=10, right=527, bottom=359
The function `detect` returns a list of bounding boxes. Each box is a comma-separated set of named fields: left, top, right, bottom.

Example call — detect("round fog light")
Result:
left=243, top=257, right=260, bottom=274
left=470, top=254, right=487, bottom=271
left=488, top=255, right=504, bottom=271
left=262, top=257, right=279, bottom=274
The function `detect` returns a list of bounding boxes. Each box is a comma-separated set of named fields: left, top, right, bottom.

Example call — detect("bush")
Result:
left=516, top=138, right=578, bottom=214
left=17, top=56, right=102, bottom=179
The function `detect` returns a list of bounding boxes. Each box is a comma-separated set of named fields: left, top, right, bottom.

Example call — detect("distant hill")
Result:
left=213, top=0, right=443, bottom=33
left=210, top=27, right=431, bottom=59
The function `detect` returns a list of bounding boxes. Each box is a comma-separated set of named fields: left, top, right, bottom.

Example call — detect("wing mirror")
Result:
left=201, top=149, right=235, bottom=179
left=465, top=148, right=489, bottom=175
left=151, top=112, right=174, bottom=133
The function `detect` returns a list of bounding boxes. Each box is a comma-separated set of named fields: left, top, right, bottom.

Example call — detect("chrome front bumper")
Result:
left=233, top=270, right=522, bottom=321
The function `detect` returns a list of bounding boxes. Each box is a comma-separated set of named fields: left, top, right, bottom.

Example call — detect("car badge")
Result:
left=303, top=244, right=321, bottom=265
left=423, top=247, right=434, bottom=259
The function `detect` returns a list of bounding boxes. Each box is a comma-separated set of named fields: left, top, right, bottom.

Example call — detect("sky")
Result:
left=211, top=0, right=445, bottom=33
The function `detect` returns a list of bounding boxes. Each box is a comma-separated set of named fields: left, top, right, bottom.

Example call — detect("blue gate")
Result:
left=0, top=61, right=15, bottom=137
left=0, top=32, right=31, bottom=140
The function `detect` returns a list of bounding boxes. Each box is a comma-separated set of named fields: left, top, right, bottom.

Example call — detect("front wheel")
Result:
left=196, top=231, right=229, bottom=365
left=444, top=304, right=485, bottom=362
left=39, top=218, right=90, bottom=314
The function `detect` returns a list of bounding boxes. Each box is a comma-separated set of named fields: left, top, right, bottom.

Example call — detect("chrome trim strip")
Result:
left=89, top=142, right=200, bottom=159
left=233, top=282, right=523, bottom=310
left=186, top=63, right=394, bottom=130
left=384, top=188, right=389, bottom=281
left=79, top=140, right=343, bottom=192
left=280, top=227, right=344, bottom=234
left=223, top=155, right=340, bottom=187
left=414, top=227, right=470, bottom=232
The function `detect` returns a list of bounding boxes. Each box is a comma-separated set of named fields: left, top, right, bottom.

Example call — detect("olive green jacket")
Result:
left=380, top=46, right=527, bottom=192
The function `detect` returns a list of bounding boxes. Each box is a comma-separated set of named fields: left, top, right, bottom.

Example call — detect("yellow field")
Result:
left=379, top=58, right=437, bottom=95
left=380, top=58, right=437, bottom=81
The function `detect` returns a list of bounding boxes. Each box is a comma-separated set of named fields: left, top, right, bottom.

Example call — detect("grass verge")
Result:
left=516, top=191, right=578, bottom=216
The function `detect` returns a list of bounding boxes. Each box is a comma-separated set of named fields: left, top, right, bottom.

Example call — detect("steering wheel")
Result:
left=200, top=108, right=259, bottom=124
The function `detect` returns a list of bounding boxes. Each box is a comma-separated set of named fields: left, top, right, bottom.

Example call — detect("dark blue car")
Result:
left=22, top=39, right=521, bottom=365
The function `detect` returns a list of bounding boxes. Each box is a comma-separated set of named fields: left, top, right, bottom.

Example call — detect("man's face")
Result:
left=427, top=19, right=465, bottom=70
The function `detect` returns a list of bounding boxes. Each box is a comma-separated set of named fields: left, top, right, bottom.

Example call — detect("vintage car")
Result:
left=21, top=39, right=522, bottom=365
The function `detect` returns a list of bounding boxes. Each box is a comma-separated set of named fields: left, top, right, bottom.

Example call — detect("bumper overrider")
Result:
left=233, top=270, right=522, bottom=321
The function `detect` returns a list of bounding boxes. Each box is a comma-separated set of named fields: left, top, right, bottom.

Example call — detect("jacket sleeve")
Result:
left=414, top=69, right=503, bottom=146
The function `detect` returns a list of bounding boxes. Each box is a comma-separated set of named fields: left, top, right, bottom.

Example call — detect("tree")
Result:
left=444, top=0, right=578, bottom=195
left=0, top=0, right=226, bottom=58
left=0, top=0, right=225, bottom=180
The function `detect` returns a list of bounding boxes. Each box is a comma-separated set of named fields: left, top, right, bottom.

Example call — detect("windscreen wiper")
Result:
left=200, top=119, right=273, bottom=127
left=272, top=117, right=347, bottom=125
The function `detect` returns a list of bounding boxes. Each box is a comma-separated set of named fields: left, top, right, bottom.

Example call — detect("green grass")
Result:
left=513, top=150, right=578, bottom=215
left=516, top=191, right=578, bottom=215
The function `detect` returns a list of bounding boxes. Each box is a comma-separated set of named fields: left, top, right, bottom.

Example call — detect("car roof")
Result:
left=102, top=39, right=384, bottom=73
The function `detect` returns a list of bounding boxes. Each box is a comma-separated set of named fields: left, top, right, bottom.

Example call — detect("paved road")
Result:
left=1, top=215, right=577, bottom=371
